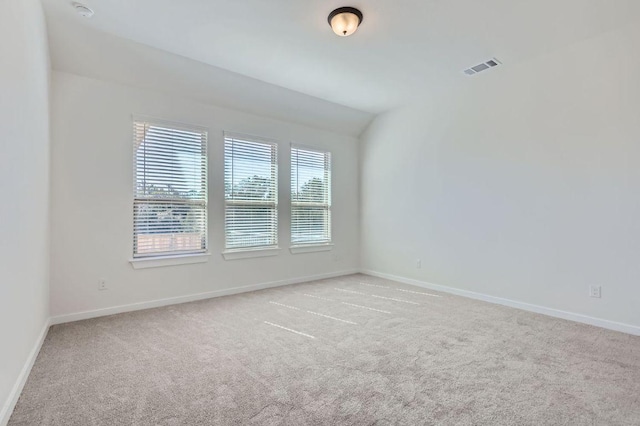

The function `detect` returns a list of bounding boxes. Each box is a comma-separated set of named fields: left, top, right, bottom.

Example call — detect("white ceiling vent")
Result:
left=463, top=58, right=501, bottom=76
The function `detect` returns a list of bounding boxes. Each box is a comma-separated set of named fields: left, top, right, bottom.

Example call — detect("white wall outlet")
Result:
left=416, top=259, right=422, bottom=269
left=589, top=285, right=601, bottom=298
left=98, top=278, right=108, bottom=291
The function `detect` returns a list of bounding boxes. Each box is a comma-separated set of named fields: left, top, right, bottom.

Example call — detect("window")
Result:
left=224, top=133, right=278, bottom=250
left=133, top=119, right=208, bottom=258
left=291, top=146, right=331, bottom=245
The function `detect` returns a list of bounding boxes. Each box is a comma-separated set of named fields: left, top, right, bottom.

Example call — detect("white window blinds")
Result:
left=133, top=120, right=208, bottom=258
left=224, top=134, right=278, bottom=250
left=291, top=146, right=331, bottom=245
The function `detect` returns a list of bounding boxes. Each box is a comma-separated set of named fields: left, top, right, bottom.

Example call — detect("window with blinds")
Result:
left=133, top=120, right=208, bottom=258
left=224, top=134, right=278, bottom=250
left=291, top=146, right=331, bottom=245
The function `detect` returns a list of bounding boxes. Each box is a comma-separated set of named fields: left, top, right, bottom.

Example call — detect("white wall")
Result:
left=45, top=21, right=373, bottom=138
left=0, top=0, right=51, bottom=421
left=50, top=71, right=359, bottom=318
left=361, top=23, right=640, bottom=330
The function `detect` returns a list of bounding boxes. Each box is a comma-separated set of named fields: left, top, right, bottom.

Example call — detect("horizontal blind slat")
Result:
left=291, top=147, right=331, bottom=244
left=224, top=135, right=278, bottom=249
left=133, top=121, right=208, bottom=257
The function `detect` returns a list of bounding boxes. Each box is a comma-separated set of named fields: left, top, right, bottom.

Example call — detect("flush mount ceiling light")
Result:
left=328, top=7, right=363, bottom=37
left=72, top=2, right=94, bottom=18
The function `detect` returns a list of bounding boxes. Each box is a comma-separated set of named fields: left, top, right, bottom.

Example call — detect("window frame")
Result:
left=131, top=117, right=209, bottom=264
left=223, top=132, right=279, bottom=255
left=290, top=144, right=332, bottom=249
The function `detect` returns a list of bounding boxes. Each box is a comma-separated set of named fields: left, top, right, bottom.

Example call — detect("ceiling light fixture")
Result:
left=328, top=7, right=363, bottom=37
left=72, top=2, right=94, bottom=18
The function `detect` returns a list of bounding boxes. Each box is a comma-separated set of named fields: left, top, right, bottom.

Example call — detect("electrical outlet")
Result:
left=589, top=285, right=601, bottom=298
left=416, top=259, right=422, bottom=269
left=98, top=278, right=108, bottom=291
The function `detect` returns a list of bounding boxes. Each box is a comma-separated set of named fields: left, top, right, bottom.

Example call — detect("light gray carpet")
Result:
left=9, top=274, right=640, bottom=425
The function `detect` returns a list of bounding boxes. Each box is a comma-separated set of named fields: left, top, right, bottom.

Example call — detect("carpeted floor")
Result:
left=9, top=274, right=640, bottom=425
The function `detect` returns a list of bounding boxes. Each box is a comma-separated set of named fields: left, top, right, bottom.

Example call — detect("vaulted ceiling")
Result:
left=43, top=0, right=640, bottom=127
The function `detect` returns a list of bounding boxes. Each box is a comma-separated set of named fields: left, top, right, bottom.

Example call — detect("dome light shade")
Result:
left=328, top=7, right=363, bottom=37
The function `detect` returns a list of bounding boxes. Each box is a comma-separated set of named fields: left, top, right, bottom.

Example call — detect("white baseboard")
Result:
left=0, top=318, right=51, bottom=426
left=361, top=269, right=640, bottom=336
left=51, top=269, right=359, bottom=325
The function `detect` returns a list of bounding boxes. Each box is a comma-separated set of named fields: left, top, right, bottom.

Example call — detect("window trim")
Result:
left=290, top=144, right=332, bottom=247
left=223, top=131, right=279, bottom=253
left=132, top=116, right=209, bottom=261
left=289, top=243, right=334, bottom=254
left=129, top=252, right=211, bottom=269
left=222, top=246, right=282, bottom=261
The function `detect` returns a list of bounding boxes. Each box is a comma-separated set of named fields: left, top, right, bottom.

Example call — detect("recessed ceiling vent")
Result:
left=463, top=58, right=501, bottom=76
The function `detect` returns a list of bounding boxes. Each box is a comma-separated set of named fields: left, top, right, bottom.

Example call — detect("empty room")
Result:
left=2, top=0, right=640, bottom=424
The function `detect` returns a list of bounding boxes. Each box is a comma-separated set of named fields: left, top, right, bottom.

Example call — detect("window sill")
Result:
left=222, top=247, right=281, bottom=260
left=129, top=252, right=211, bottom=269
left=290, top=243, right=334, bottom=254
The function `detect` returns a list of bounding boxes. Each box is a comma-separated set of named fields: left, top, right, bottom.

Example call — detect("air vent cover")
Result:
left=463, top=58, right=501, bottom=76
